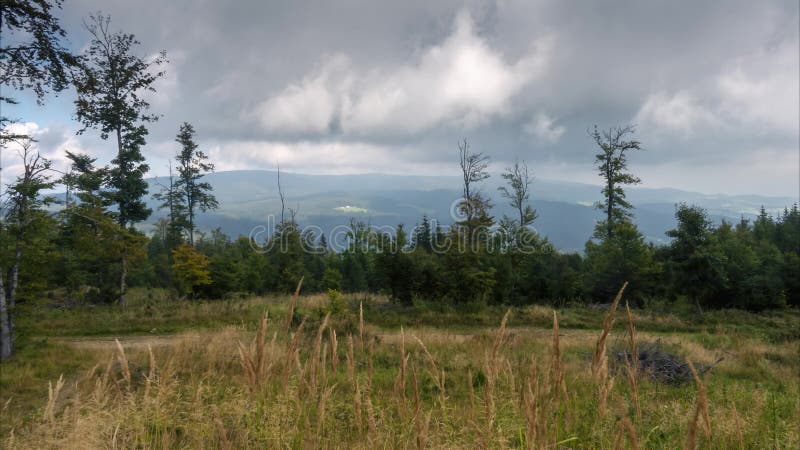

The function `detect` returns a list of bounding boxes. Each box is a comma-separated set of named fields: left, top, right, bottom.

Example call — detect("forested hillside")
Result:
left=126, top=170, right=793, bottom=251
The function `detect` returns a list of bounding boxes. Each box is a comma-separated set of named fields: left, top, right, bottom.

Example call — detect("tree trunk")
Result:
left=694, top=297, right=703, bottom=316
left=508, top=253, right=517, bottom=303
left=9, top=241, right=21, bottom=308
left=119, top=247, right=127, bottom=306
left=0, top=270, right=13, bottom=361
left=7, top=242, right=21, bottom=341
left=115, top=126, right=128, bottom=307
left=188, top=209, right=194, bottom=246
left=607, top=180, right=613, bottom=239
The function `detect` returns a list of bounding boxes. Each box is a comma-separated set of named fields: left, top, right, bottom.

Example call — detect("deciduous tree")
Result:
left=0, top=0, right=76, bottom=140
left=171, top=243, right=211, bottom=298
left=72, top=14, right=167, bottom=305
left=457, top=139, right=493, bottom=234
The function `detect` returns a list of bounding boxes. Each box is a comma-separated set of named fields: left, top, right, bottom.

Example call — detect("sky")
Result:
left=3, top=0, right=799, bottom=198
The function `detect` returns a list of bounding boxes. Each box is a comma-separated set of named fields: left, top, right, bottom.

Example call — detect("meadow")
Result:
left=1, top=286, right=798, bottom=449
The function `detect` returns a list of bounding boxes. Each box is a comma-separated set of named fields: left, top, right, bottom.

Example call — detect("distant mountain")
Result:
left=131, top=170, right=795, bottom=252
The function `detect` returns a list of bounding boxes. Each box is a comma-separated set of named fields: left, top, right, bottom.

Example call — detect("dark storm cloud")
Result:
left=9, top=0, right=799, bottom=196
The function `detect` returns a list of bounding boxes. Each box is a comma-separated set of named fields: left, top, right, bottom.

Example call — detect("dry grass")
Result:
left=283, top=277, right=303, bottom=332
left=684, top=360, right=710, bottom=450
left=593, top=283, right=627, bottom=419
left=2, top=284, right=798, bottom=449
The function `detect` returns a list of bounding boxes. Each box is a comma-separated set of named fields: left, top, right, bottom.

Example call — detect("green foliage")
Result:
left=374, top=224, right=417, bottom=304
left=72, top=14, right=167, bottom=227
left=171, top=244, right=212, bottom=297
left=457, top=139, right=494, bottom=233
left=498, top=158, right=537, bottom=229
left=0, top=0, right=76, bottom=111
left=664, top=203, right=726, bottom=311
left=172, top=122, right=218, bottom=245
left=590, top=124, right=642, bottom=239
left=665, top=204, right=791, bottom=311
left=322, top=263, right=343, bottom=291
left=584, top=221, right=660, bottom=303
left=326, top=288, right=344, bottom=314
left=270, top=223, right=308, bottom=293
left=57, top=151, right=151, bottom=303
left=515, top=240, right=583, bottom=303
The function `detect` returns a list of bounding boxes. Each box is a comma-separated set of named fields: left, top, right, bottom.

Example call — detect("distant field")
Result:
left=1, top=290, right=798, bottom=448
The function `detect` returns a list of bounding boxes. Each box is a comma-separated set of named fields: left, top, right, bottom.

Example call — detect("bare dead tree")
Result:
left=1, top=137, right=54, bottom=360
left=457, top=139, right=492, bottom=232
left=277, top=163, right=286, bottom=226
left=498, top=158, right=537, bottom=229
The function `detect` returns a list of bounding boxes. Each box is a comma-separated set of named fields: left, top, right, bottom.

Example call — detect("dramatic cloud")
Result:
left=634, top=92, right=718, bottom=136
left=4, top=0, right=798, bottom=197
left=524, top=113, right=566, bottom=143
left=635, top=38, right=798, bottom=139
left=254, top=55, right=351, bottom=134
left=254, top=12, right=551, bottom=136
left=715, top=39, right=799, bottom=134
left=207, top=140, right=424, bottom=175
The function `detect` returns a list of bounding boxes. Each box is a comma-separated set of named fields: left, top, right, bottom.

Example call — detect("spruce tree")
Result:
left=589, top=125, right=641, bottom=239
left=413, top=214, right=433, bottom=252
left=173, top=122, right=217, bottom=245
left=60, top=152, right=116, bottom=295
left=153, top=163, right=184, bottom=249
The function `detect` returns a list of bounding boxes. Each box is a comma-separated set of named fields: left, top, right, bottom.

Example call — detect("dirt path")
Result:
left=53, top=325, right=590, bottom=350
left=52, top=325, right=600, bottom=353
left=53, top=333, right=205, bottom=350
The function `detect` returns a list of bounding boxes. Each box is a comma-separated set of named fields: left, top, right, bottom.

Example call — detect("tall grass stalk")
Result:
left=684, top=360, right=710, bottom=450
left=283, top=277, right=304, bottom=332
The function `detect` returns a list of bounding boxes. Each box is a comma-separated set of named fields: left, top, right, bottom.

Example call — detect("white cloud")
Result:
left=524, top=113, right=566, bottom=143
left=1, top=122, right=85, bottom=188
left=634, top=91, right=718, bottom=136
left=206, top=139, right=452, bottom=175
left=146, top=50, right=183, bottom=108
left=253, top=10, right=552, bottom=136
left=638, top=146, right=799, bottom=197
left=635, top=38, right=798, bottom=140
left=716, top=40, right=799, bottom=134
left=254, top=55, right=352, bottom=134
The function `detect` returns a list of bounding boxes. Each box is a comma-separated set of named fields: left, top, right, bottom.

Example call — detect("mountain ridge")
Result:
left=137, top=170, right=795, bottom=251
